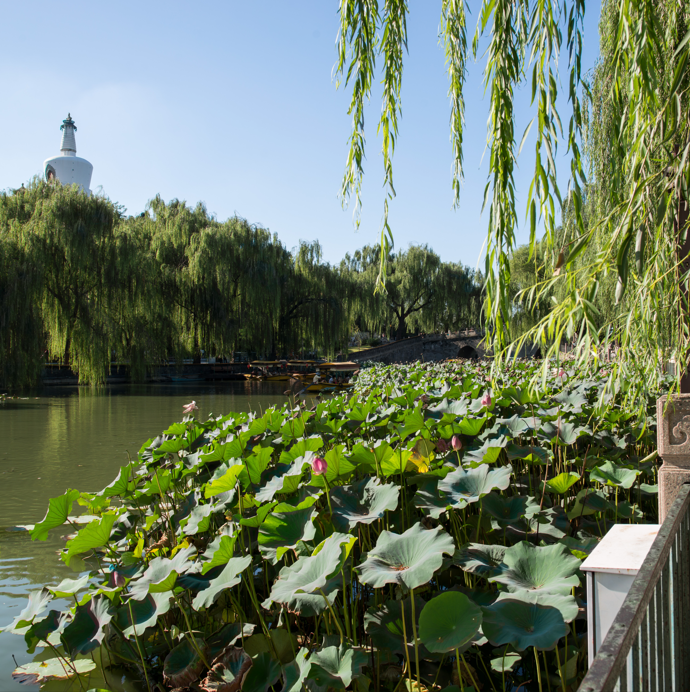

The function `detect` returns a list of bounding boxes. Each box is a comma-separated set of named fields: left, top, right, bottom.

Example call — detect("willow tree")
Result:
left=342, top=243, right=481, bottom=338
left=335, top=0, right=690, bottom=401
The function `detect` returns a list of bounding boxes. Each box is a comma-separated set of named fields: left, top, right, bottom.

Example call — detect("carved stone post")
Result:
left=657, top=394, right=690, bottom=521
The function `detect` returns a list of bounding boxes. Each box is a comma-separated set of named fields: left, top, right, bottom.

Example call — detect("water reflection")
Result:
left=0, top=381, right=291, bottom=690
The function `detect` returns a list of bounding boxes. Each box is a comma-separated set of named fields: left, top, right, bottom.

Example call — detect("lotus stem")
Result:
left=409, top=589, right=421, bottom=690
left=172, top=593, right=211, bottom=670
left=555, top=645, right=567, bottom=691
left=341, top=571, right=352, bottom=641
left=534, top=647, right=543, bottom=692
left=400, top=593, right=414, bottom=691
left=461, top=653, right=480, bottom=692
left=543, top=650, right=552, bottom=692
left=319, top=588, right=345, bottom=644
left=128, top=600, right=153, bottom=692
left=455, top=648, right=465, bottom=691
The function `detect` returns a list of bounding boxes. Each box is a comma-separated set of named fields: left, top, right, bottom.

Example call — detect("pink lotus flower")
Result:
left=312, top=457, right=328, bottom=475
left=109, top=570, right=126, bottom=588
left=436, top=438, right=449, bottom=453
left=452, top=435, right=462, bottom=451
left=481, top=392, right=492, bottom=407
left=558, top=369, right=566, bottom=378
left=182, top=401, right=198, bottom=414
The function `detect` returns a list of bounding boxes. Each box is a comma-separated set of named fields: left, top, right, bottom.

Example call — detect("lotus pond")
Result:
left=5, top=362, right=661, bottom=691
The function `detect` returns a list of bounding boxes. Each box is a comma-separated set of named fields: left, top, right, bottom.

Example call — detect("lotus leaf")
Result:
left=205, top=464, right=244, bottom=499
left=12, top=658, right=96, bottom=683
left=494, top=590, right=578, bottom=622
left=192, top=556, right=252, bottom=610
left=412, top=477, right=450, bottom=518
left=545, top=471, right=581, bottom=494
left=307, top=644, right=368, bottom=688
left=2, top=588, right=53, bottom=632
left=481, top=492, right=528, bottom=524
left=270, top=533, right=355, bottom=608
left=23, top=610, right=67, bottom=653
left=438, top=464, right=513, bottom=509
left=100, top=464, right=135, bottom=497
left=310, top=445, right=357, bottom=487
left=116, top=593, right=172, bottom=638
left=200, top=529, right=238, bottom=574
left=60, top=596, right=112, bottom=656
left=163, top=636, right=208, bottom=688
left=242, top=651, right=282, bottom=692
left=129, top=545, right=197, bottom=600
left=280, top=647, right=311, bottom=692
left=418, top=592, right=482, bottom=653
left=199, top=645, right=253, bottom=692
left=330, top=477, right=399, bottom=531
left=30, top=489, right=80, bottom=541
left=357, top=523, right=454, bottom=590
left=590, top=460, right=640, bottom=489
left=490, top=542, right=581, bottom=594
left=62, top=511, right=120, bottom=566
left=453, top=543, right=507, bottom=578
left=490, top=649, right=522, bottom=673
left=256, top=458, right=310, bottom=502
left=363, top=595, right=427, bottom=655
left=481, top=598, right=569, bottom=650
left=258, top=504, right=317, bottom=564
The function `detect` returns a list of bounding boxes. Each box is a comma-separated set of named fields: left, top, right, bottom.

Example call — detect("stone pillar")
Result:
left=657, top=394, right=690, bottom=521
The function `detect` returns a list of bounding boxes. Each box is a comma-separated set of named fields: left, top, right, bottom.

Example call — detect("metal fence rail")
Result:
left=578, top=483, right=690, bottom=692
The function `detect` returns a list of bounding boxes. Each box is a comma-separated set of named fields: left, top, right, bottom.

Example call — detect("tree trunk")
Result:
left=395, top=316, right=407, bottom=340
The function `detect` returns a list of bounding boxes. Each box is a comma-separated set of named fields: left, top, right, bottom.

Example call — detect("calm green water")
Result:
left=0, top=381, right=293, bottom=690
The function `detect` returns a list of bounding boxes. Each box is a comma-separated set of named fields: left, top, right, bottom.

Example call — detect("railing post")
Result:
left=656, top=395, right=690, bottom=521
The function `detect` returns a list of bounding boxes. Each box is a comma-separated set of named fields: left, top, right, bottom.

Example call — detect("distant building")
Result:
left=43, top=114, right=93, bottom=194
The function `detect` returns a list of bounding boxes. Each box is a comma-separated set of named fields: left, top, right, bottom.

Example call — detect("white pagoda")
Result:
left=43, top=114, right=93, bottom=194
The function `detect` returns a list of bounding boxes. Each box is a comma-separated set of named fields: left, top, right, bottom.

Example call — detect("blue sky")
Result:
left=0, top=1, right=601, bottom=268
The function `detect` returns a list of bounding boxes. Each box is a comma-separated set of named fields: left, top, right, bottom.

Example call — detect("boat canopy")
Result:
left=250, top=360, right=286, bottom=366
left=319, top=362, right=360, bottom=371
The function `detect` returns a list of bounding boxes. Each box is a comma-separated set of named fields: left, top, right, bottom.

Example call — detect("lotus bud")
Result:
left=436, top=438, right=449, bottom=453
left=481, top=391, right=492, bottom=407
left=109, top=569, right=126, bottom=588
left=451, top=435, right=462, bottom=451
left=312, top=457, right=328, bottom=475
left=558, top=369, right=566, bottom=378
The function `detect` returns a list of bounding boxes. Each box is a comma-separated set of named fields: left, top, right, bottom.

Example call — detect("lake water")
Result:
left=0, top=381, right=294, bottom=690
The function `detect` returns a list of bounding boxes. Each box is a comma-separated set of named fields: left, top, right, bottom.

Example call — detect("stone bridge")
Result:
left=348, top=332, right=487, bottom=365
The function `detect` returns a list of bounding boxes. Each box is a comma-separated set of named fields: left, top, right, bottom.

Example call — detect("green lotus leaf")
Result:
left=200, top=645, right=253, bottom=692
left=330, top=477, right=399, bottom=531
left=205, top=464, right=244, bottom=499
left=267, top=564, right=343, bottom=617
left=464, top=442, right=504, bottom=465
left=524, top=505, right=569, bottom=539
left=438, top=464, right=512, bottom=509
left=506, top=443, right=550, bottom=464
left=490, top=542, right=581, bottom=594
left=541, top=420, right=587, bottom=446
left=491, top=414, right=530, bottom=437
left=544, top=471, right=580, bottom=494
left=23, top=610, right=68, bottom=653
left=129, top=545, right=197, bottom=600
left=481, top=598, right=568, bottom=651
left=183, top=502, right=215, bottom=535
left=357, top=523, right=455, bottom=590
left=12, top=657, right=96, bottom=683
left=116, top=592, right=172, bottom=638
left=494, top=590, right=578, bottom=622
left=363, top=595, right=427, bottom=655
left=47, top=574, right=90, bottom=598
left=30, top=489, right=80, bottom=541
left=192, top=555, right=251, bottom=610
left=59, top=596, right=112, bottom=657
left=62, top=511, right=120, bottom=566
left=453, top=543, right=507, bottom=578
left=310, top=445, right=357, bottom=487
left=2, top=587, right=53, bottom=632
left=280, top=647, right=311, bottom=692
left=552, top=389, right=588, bottom=412
left=481, top=492, right=528, bottom=524
left=200, top=528, right=239, bottom=574
left=418, top=591, right=482, bottom=654
left=100, top=464, right=136, bottom=497
left=238, top=446, right=273, bottom=489
left=590, top=460, right=640, bottom=489
left=163, top=636, right=208, bottom=688
left=307, top=644, right=368, bottom=689
left=243, top=629, right=297, bottom=664
left=270, top=533, right=356, bottom=608
left=258, top=504, right=317, bottom=564
left=428, top=398, right=469, bottom=417
left=566, top=488, right=612, bottom=519
left=240, top=500, right=279, bottom=528
left=256, top=458, right=310, bottom=502
left=490, top=649, right=522, bottom=673
left=242, top=651, right=282, bottom=692
left=412, top=477, right=450, bottom=518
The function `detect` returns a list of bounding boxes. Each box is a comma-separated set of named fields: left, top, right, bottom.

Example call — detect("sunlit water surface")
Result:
left=0, top=381, right=293, bottom=690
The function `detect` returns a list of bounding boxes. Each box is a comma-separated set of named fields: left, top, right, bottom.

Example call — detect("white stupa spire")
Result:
left=44, top=114, right=93, bottom=194
left=60, top=114, right=77, bottom=155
